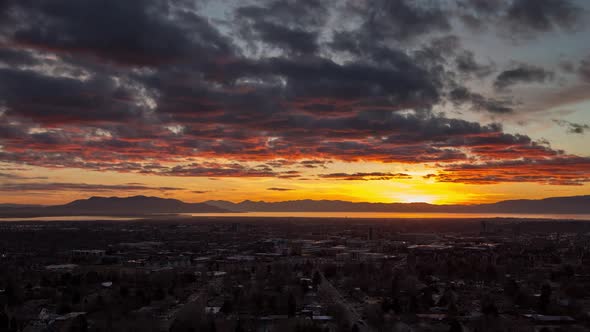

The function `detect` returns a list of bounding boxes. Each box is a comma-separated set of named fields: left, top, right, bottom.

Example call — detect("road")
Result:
left=318, top=270, right=374, bottom=332
left=160, top=277, right=221, bottom=331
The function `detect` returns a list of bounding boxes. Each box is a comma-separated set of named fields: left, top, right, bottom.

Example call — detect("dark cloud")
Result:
left=1, top=0, right=234, bottom=67
left=0, top=120, right=27, bottom=140
left=494, top=64, right=554, bottom=90
left=264, top=56, right=441, bottom=103
left=431, top=156, right=590, bottom=185
left=350, top=0, right=451, bottom=43
left=579, top=55, right=590, bottom=83
left=449, top=87, right=514, bottom=114
left=298, top=160, right=332, bottom=169
left=423, top=173, right=437, bottom=180
left=0, top=68, right=146, bottom=124
left=236, top=0, right=328, bottom=29
left=458, top=0, right=506, bottom=16
left=267, top=187, right=294, bottom=191
left=0, top=109, right=560, bottom=167
left=253, top=21, right=319, bottom=55
left=153, top=162, right=300, bottom=178
left=455, top=50, right=495, bottom=78
left=277, top=170, right=301, bottom=179
left=457, top=0, right=585, bottom=38
left=318, top=172, right=412, bottom=181
left=234, top=0, right=329, bottom=56
left=0, top=182, right=184, bottom=192
left=505, top=0, right=584, bottom=36
left=559, top=60, right=576, bottom=73
left=236, top=16, right=320, bottom=55
left=0, top=48, right=38, bottom=67
left=0, top=173, right=48, bottom=180
left=553, top=119, right=590, bottom=134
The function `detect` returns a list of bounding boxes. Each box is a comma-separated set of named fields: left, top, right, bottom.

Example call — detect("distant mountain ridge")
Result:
left=0, top=203, right=44, bottom=208
left=0, top=195, right=226, bottom=217
left=1, top=195, right=590, bottom=218
left=205, top=195, right=590, bottom=214
left=55, top=195, right=227, bottom=214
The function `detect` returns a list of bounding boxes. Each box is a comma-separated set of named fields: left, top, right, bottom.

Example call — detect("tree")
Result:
left=220, top=299, right=233, bottom=315
left=481, top=295, right=498, bottom=316
left=390, top=274, right=399, bottom=296
left=154, top=287, right=166, bottom=301
left=420, top=287, right=435, bottom=309
left=10, top=317, right=17, bottom=331
left=448, top=319, right=462, bottom=332
left=120, top=286, right=129, bottom=298
left=2, top=279, right=22, bottom=306
left=504, top=278, right=519, bottom=298
left=381, top=298, right=393, bottom=313
left=234, top=320, right=245, bottom=332
left=70, top=315, right=88, bottom=332
left=0, top=311, right=9, bottom=329
left=312, top=271, right=322, bottom=289
left=72, top=289, right=81, bottom=304
left=85, top=271, right=99, bottom=284
left=57, top=301, right=72, bottom=315
left=538, top=284, right=551, bottom=313
left=562, top=264, right=575, bottom=278
left=207, top=316, right=217, bottom=332
left=169, top=318, right=196, bottom=332
left=288, top=293, right=297, bottom=317
left=485, top=264, right=497, bottom=281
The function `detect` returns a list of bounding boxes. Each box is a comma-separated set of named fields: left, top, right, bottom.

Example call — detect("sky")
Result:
left=0, top=0, right=589, bottom=205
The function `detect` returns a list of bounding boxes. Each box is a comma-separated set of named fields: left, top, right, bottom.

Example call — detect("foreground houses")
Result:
left=1, top=218, right=590, bottom=331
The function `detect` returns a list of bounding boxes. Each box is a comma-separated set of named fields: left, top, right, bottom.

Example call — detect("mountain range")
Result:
left=0, top=195, right=225, bottom=217
left=1, top=195, right=589, bottom=218
left=205, top=195, right=590, bottom=214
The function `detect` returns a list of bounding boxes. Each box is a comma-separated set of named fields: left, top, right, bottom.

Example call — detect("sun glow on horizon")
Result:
left=393, top=194, right=438, bottom=204
left=1, top=163, right=589, bottom=206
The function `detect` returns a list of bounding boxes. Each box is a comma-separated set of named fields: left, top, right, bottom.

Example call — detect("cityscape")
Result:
left=2, top=215, right=590, bottom=331
left=2, top=0, right=590, bottom=331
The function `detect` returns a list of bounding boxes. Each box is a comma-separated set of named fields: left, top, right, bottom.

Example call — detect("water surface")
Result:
left=182, top=211, right=590, bottom=220
left=2, top=212, right=590, bottom=222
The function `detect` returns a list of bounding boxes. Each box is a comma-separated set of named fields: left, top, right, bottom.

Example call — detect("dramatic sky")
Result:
left=1, top=0, right=590, bottom=205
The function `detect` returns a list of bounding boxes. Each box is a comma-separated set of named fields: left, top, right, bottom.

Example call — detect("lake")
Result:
left=180, top=211, right=590, bottom=220
left=2, top=211, right=590, bottom=221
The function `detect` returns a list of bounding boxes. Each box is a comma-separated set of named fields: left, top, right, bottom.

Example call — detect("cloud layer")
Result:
left=1, top=0, right=589, bottom=190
